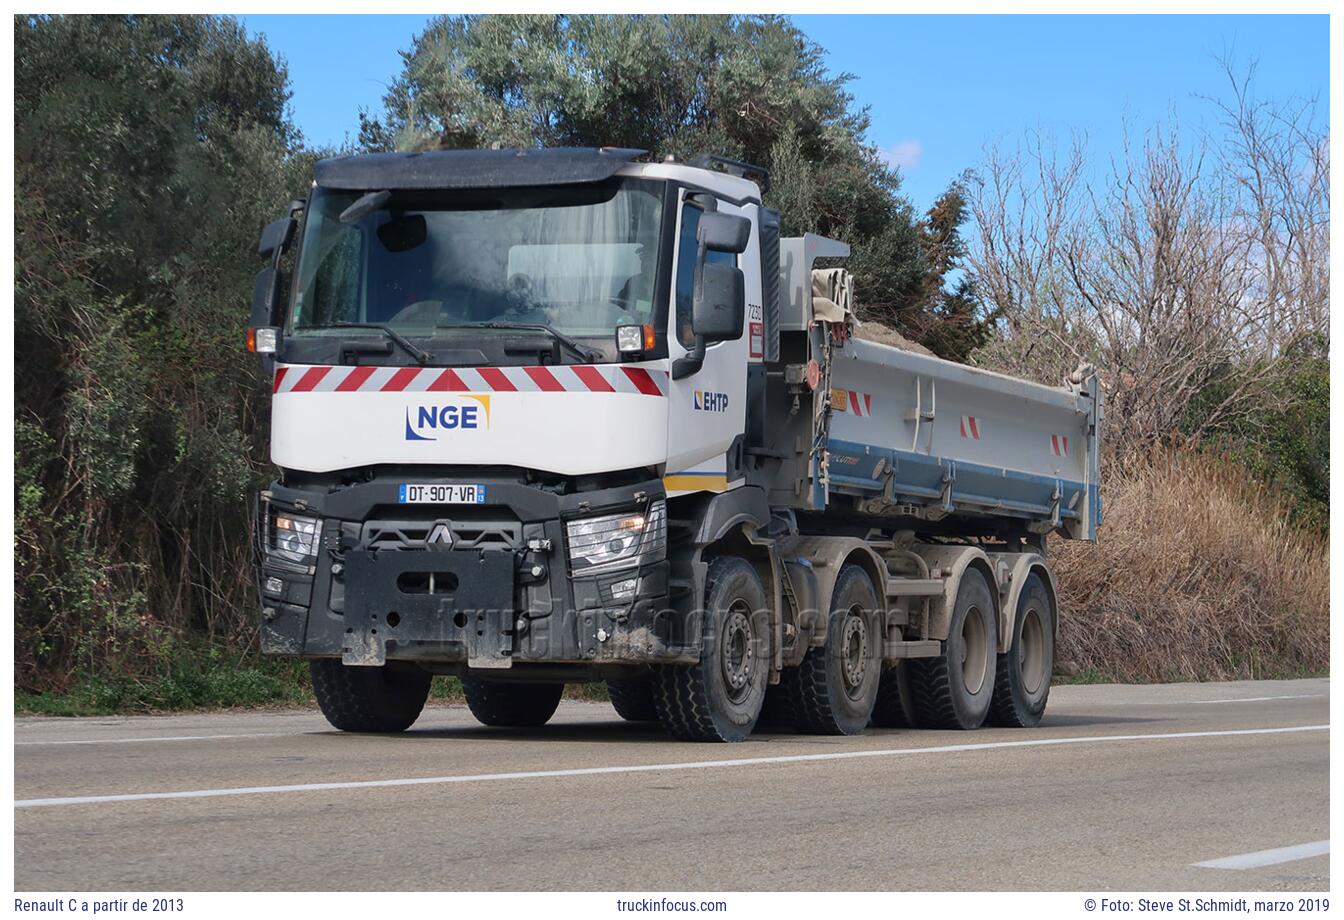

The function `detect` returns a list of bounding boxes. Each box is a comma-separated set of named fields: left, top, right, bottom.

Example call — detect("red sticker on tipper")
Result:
left=748, top=321, right=764, bottom=359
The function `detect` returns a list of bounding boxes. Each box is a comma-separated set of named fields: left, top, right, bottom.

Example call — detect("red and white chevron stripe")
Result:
left=848, top=390, right=873, bottom=417
left=1051, top=434, right=1070, bottom=457
left=959, top=415, right=981, bottom=440
left=272, top=363, right=668, bottom=397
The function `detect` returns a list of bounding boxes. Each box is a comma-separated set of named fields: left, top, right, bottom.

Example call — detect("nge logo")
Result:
left=404, top=394, right=491, bottom=441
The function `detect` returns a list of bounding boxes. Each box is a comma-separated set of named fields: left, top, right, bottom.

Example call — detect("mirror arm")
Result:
left=672, top=336, right=706, bottom=380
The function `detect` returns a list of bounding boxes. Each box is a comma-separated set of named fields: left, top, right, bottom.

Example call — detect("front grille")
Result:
left=360, top=518, right=522, bottom=552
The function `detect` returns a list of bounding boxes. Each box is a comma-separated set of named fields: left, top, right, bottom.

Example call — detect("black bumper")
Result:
left=255, top=473, right=695, bottom=668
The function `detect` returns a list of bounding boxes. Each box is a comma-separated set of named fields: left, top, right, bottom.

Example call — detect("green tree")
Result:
left=1183, top=334, right=1330, bottom=532
left=361, top=14, right=975, bottom=354
left=904, top=180, right=991, bottom=362
left=14, top=14, right=312, bottom=689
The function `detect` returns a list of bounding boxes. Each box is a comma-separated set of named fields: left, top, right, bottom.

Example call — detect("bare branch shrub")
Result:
left=967, top=67, right=1328, bottom=459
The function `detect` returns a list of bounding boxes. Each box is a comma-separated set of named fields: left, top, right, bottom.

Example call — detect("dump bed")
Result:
left=773, top=234, right=1102, bottom=541
left=821, top=339, right=1102, bottom=540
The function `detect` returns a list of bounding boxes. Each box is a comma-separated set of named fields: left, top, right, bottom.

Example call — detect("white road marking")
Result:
left=16, top=732, right=304, bottom=747
left=1190, top=695, right=1325, bottom=704
left=14, top=723, right=1327, bottom=809
left=1194, top=840, right=1329, bottom=870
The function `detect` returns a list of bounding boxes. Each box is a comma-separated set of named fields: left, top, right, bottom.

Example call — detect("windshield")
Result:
left=289, top=180, right=665, bottom=341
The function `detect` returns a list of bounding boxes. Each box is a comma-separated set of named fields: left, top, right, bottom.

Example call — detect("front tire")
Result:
left=607, top=675, right=659, bottom=722
left=989, top=573, right=1055, bottom=727
left=652, top=556, right=769, bottom=742
left=781, top=564, right=881, bottom=735
left=906, top=567, right=998, bottom=730
left=310, top=659, right=432, bottom=733
left=462, top=678, right=563, bottom=727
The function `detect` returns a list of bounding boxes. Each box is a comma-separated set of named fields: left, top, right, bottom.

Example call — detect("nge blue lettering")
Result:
left=406, top=403, right=482, bottom=441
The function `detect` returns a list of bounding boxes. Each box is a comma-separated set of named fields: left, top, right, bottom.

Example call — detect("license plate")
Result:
left=398, top=483, right=487, bottom=504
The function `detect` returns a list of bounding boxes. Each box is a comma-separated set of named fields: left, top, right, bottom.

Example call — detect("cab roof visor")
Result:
left=313, top=147, right=648, bottom=191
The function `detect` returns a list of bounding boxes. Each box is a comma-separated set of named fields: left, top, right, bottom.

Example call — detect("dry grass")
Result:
left=1052, top=449, right=1328, bottom=682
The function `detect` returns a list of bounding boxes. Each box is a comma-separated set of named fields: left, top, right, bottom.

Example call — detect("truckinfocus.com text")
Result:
left=615, top=898, right=729, bottom=912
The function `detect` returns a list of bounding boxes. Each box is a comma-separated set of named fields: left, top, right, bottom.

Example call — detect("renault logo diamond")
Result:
left=426, top=522, right=454, bottom=549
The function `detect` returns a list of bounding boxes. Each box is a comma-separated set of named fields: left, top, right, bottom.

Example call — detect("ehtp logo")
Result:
left=694, top=390, right=729, bottom=412
left=405, top=394, right=491, bottom=441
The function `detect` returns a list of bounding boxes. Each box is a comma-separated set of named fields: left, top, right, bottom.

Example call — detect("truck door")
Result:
left=663, top=191, right=759, bottom=491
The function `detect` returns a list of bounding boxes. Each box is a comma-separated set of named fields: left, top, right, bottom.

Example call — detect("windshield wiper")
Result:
left=339, top=189, right=391, bottom=223
left=328, top=321, right=433, bottom=365
left=447, top=321, right=605, bottom=363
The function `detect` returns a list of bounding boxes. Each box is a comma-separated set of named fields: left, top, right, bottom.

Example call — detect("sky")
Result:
left=242, top=14, right=1329, bottom=210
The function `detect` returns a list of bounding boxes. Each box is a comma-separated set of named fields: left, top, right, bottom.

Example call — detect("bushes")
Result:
left=15, top=653, right=312, bottom=716
left=14, top=15, right=314, bottom=693
left=1184, top=339, right=1329, bottom=534
left=1052, top=450, right=1328, bottom=683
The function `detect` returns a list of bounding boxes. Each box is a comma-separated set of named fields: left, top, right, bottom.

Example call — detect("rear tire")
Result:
left=906, top=567, right=998, bottom=730
left=310, top=659, right=431, bottom=733
left=989, top=573, right=1055, bottom=727
left=780, top=564, right=881, bottom=735
left=870, top=662, right=916, bottom=728
left=462, top=677, right=563, bottom=727
left=652, top=556, right=769, bottom=742
left=606, top=675, right=659, bottom=722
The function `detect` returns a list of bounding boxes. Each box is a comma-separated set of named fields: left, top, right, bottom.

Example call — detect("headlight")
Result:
left=566, top=500, right=666, bottom=574
left=269, top=511, right=320, bottom=563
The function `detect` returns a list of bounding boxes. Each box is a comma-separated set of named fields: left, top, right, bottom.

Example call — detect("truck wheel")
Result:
left=870, top=662, right=916, bottom=728
left=782, top=564, right=881, bottom=735
left=462, top=678, right=563, bottom=727
left=606, top=675, right=658, bottom=722
left=989, top=573, right=1055, bottom=727
left=652, top=556, right=769, bottom=742
left=309, top=659, right=432, bottom=733
left=906, top=567, right=998, bottom=730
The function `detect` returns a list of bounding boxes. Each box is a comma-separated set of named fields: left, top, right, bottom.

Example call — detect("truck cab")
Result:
left=250, top=147, right=1098, bottom=742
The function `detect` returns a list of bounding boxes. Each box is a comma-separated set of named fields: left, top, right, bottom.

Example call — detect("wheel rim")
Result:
left=959, top=605, right=988, bottom=695
left=840, top=606, right=870, bottom=699
left=720, top=601, right=754, bottom=703
left=1019, top=606, right=1047, bottom=695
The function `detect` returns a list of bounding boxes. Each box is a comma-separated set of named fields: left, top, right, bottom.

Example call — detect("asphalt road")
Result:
left=14, top=677, right=1329, bottom=891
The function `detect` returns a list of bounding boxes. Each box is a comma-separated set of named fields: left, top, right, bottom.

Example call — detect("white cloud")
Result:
left=879, top=139, right=923, bottom=171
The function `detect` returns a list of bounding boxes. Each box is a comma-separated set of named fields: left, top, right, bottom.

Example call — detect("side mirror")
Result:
left=258, top=216, right=296, bottom=260
left=697, top=212, right=751, bottom=254
left=251, top=266, right=283, bottom=329
left=692, top=261, right=745, bottom=342
left=672, top=259, right=746, bottom=381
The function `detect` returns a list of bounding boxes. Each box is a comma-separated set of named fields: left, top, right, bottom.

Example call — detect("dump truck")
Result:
left=248, top=147, right=1101, bottom=742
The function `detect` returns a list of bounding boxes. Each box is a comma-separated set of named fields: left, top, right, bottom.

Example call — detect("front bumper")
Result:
left=255, top=473, right=695, bottom=668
